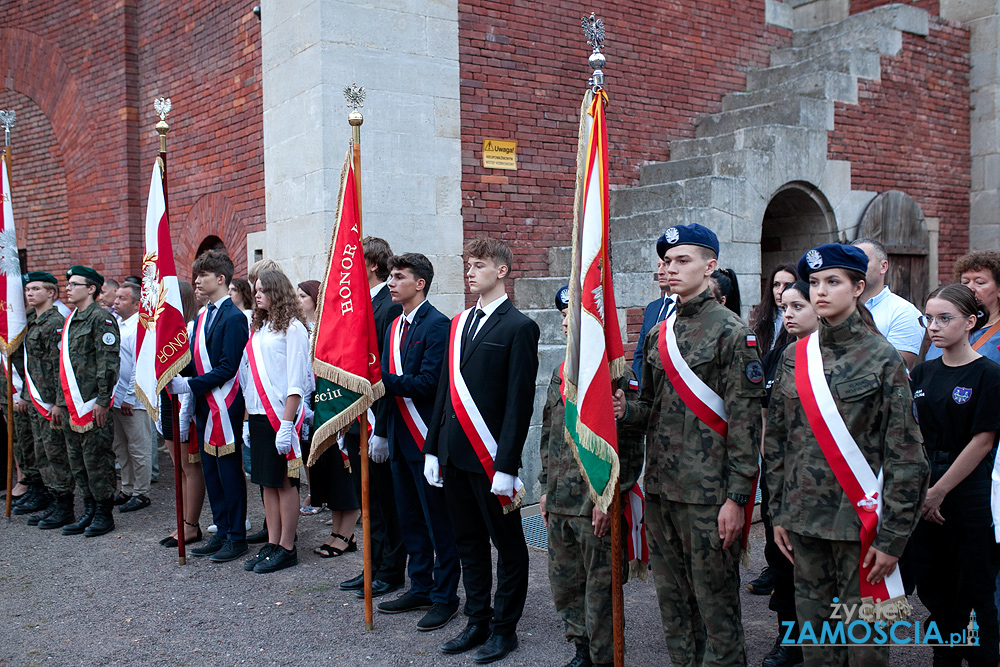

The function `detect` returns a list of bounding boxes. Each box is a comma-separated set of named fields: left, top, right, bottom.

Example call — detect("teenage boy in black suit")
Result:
left=339, top=237, right=407, bottom=598
left=376, top=253, right=461, bottom=632
left=424, top=237, right=540, bottom=664
left=169, top=250, right=250, bottom=563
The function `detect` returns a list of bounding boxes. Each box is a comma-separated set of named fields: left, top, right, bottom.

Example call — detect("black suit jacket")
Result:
left=424, top=298, right=540, bottom=475
left=380, top=301, right=450, bottom=463
left=348, top=285, right=402, bottom=438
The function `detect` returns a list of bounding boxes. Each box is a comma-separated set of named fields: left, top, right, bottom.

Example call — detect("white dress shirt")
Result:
left=241, top=318, right=314, bottom=417
left=865, top=286, right=923, bottom=355
left=469, top=293, right=508, bottom=339
left=114, top=313, right=142, bottom=410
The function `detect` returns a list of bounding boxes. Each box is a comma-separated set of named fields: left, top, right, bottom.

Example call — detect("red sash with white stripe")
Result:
left=389, top=314, right=428, bottom=451
left=657, top=310, right=728, bottom=437
left=22, top=346, right=51, bottom=419
left=59, top=310, right=97, bottom=429
left=448, top=308, right=524, bottom=513
left=192, top=309, right=239, bottom=456
left=795, top=332, right=906, bottom=604
left=246, top=328, right=305, bottom=473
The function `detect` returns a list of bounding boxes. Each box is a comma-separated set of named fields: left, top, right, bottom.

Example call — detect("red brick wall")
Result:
left=458, top=1, right=791, bottom=280
left=851, top=0, right=940, bottom=15
left=827, top=17, right=970, bottom=281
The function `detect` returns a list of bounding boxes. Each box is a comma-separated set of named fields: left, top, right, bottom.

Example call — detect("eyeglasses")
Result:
left=919, top=314, right=958, bottom=328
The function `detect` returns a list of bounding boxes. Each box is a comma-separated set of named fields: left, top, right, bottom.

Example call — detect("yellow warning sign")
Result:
left=482, top=139, right=517, bottom=170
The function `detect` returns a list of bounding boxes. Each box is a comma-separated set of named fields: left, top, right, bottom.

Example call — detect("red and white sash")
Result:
left=246, top=328, right=305, bottom=470
left=22, top=346, right=51, bottom=418
left=59, top=310, right=97, bottom=428
left=388, top=314, right=428, bottom=451
left=795, top=332, right=906, bottom=605
left=657, top=309, right=728, bottom=437
left=448, top=308, right=524, bottom=513
left=193, top=308, right=239, bottom=456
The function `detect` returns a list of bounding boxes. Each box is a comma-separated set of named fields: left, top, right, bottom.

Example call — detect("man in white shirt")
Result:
left=110, top=282, right=153, bottom=512
left=852, top=238, right=924, bottom=369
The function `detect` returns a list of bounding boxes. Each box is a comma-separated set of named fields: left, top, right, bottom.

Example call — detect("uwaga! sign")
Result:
left=482, top=139, right=517, bottom=170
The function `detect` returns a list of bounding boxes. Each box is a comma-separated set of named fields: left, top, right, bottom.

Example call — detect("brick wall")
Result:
left=851, top=0, right=940, bottom=15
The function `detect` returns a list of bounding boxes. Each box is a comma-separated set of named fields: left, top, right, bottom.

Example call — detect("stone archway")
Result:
left=174, top=192, right=245, bottom=279
left=761, top=181, right=838, bottom=275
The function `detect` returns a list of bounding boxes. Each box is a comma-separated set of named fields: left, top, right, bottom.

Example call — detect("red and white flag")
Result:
left=135, top=158, right=190, bottom=414
left=0, top=150, right=26, bottom=355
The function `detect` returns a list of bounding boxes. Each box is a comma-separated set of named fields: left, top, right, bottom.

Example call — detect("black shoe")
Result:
left=14, top=486, right=51, bottom=514
left=747, top=566, right=774, bottom=595
left=340, top=573, right=365, bottom=591
left=473, top=633, right=518, bottom=664
left=254, top=546, right=298, bottom=573
left=210, top=539, right=249, bottom=563
left=190, top=534, right=226, bottom=556
left=377, top=591, right=433, bottom=614
left=38, top=496, right=75, bottom=530
left=119, top=495, right=151, bottom=513
left=112, top=491, right=130, bottom=506
left=354, top=579, right=402, bottom=599
left=84, top=501, right=115, bottom=537
left=563, top=642, right=593, bottom=667
left=440, top=622, right=491, bottom=655
left=417, top=602, right=460, bottom=631
left=246, top=523, right=268, bottom=544
left=62, top=499, right=96, bottom=535
left=26, top=505, right=57, bottom=526
left=244, top=543, right=279, bottom=571
left=762, top=639, right=803, bottom=667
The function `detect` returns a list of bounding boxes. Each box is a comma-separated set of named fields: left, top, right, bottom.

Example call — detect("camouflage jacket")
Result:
left=55, top=301, right=120, bottom=410
left=0, top=324, right=25, bottom=403
left=764, top=311, right=929, bottom=557
left=623, top=288, right=764, bottom=504
left=21, top=306, right=64, bottom=405
left=538, top=364, right=645, bottom=516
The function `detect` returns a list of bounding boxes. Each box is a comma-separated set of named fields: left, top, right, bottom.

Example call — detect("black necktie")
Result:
left=205, top=302, right=217, bottom=330
left=466, top=308, right=485, bottom=348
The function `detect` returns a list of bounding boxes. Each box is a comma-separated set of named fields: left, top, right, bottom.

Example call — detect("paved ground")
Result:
left=1, top=454, right=935, bottom=666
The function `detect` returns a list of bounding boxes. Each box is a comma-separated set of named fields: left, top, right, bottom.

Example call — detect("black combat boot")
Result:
left=26, top=504, right=57, bottom=526
left=84, top=500, right=115, bottom=537
left=62, top=498, right=96, bottom=535
left=13, top=485, right=51, bottom=515
left=39, top=494, right=75, bottom=530
left=762, top=617, right=803, bottom=667
left=563, top=641, right=593, bottom=667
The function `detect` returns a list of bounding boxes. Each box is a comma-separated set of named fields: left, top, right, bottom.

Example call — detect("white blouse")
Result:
left=241, top=318, right=314, bottom=417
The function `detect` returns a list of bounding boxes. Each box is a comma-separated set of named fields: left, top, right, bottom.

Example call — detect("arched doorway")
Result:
left=195, top=235, right=228, bottom=259
left=760, top=182, right=837, bottom=283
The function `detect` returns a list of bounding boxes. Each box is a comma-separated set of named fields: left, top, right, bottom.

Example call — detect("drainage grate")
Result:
left=522, top=513, right=548, bottom=551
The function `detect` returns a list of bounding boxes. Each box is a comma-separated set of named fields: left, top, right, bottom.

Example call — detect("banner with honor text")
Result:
left=563, top=89, right=624, bottom=513
left=308, top=145, right=383, bottom=466
left=135, top=157, right=190, bottom=414
left=0, top=151, right=26, bottom=354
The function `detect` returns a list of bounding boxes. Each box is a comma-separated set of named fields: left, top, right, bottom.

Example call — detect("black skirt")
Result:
left=307, top=433, right=359, bottom=511
left=159, top=390, right=173, bottom=441
left=249, top=414, right=299, bottom=489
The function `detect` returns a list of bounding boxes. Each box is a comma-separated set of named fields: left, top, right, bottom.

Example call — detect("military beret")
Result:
left=797, top=243, right=869, bottom=279
left=23, top=271, right=57, bottom=286
left=66, top=265, right=104, bottom=289
left=554, top=284, right=570, bottom=311
left=656, top=223, right=720, bottom=259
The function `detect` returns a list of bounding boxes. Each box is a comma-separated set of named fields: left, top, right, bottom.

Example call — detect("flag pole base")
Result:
left=365, top=622, right=373, bottom=632
left=178, top=557, right=186, bottom=566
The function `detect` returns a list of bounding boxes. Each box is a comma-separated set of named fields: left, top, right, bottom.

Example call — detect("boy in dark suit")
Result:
left=424, top=238, right=540, bottom=664
left=376, top=253, right=461, bottom=632
left=169, top=250, right=250, bottom=563
left=631, top=254, right=672, bottom=388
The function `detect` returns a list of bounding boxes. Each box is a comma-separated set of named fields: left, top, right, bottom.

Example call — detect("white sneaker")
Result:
left=245, top=518, right=252, bottom=530
left=207, top=524, right=218, bottom=533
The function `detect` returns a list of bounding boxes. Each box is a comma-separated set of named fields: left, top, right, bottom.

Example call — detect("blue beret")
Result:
left=797, top=244, right=869, bottom=279
left=23, top=271, right=57, bottom=286
left=555, top=284, right=570, bottom=311
left=66, top=265, right=104, bottom=289
left=656, top=223, right=720, bottom=259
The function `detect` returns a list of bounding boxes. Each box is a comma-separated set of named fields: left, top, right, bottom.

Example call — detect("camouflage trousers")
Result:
left=3, top=402, right=40, bottom=486
left=547, top=511, right=625, bottom=665
left=64, top=416, right=116, bottom=502
left=787, top=531, right=889, bottom=667
left=646, top=495, right=745, bottom=667
left=29, top=409, right=73, bottom=495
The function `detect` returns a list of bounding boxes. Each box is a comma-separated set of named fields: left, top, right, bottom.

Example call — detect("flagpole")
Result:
left=346, top=85, right=374, bottom=632
left=155, top=98, right=187, bottom=566
left=2, top=111, right=15, bottom=519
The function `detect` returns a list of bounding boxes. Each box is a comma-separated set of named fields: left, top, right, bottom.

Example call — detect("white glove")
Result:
left=369, top=435, right=389, bottom=464
left=302, top=404, right=314, bottom=427
left=275, top=419, right=295, bottom=456
left=423, top=454, right=443, bottom=488
left=168, top=376, right=191, bottom=395
left=242, top=421, right=250, bottom=452
left=490, top=471, right=516, bottom=497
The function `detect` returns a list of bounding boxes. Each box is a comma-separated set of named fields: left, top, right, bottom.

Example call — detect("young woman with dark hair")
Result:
left=710, top=268, right=743, bottom=317
left=753, top=264, right=798, bottom=352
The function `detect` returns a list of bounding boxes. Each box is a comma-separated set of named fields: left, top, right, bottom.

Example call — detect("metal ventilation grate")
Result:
left=522, top=513, right=548, bottom=551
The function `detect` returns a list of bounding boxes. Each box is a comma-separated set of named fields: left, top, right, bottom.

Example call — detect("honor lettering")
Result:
left=340, top=239, right=357, bottom=315
left=157, top=328, right=189, bottom=364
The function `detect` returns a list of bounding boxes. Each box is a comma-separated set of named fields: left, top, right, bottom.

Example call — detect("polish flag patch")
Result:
left=746, top=334, right=757, bottom=348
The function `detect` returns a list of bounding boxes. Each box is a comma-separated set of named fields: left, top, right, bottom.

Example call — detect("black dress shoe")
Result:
left=119, top=495, right=151, bottom=513
left=210, top=539, right=249, bottom=563
left=440, top=622, right=491, bottom=655
left=747, top=566, right=774, bottom=595
left=473, top=633, right=518, bottom=664
left=417, top=602, right=460, bottom=631
left=190, top=534, right=226, bottom=557
left=246, top=524, right=269, bottom=544
left=354, top=579, right=402, bottom=599
left=761, top=640, right=803, bottom=667
left=377, top=591, right=433, bottom=614
left=340, top=573, right=365, bottom=591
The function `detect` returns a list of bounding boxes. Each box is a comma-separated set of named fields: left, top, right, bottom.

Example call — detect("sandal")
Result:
left=160, top=521, right=203, bottom=548
left=315, top=533, right=350, bottom=558
left=300, top=505, right=322, bottom=516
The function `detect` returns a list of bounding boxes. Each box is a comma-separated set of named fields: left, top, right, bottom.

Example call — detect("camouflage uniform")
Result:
left=539, top=365, right=645, bottom=666
left=22, top=306, right=73, bottom=495
left=2, top=338, right=39, bottom=487
left=623, top=288, right=764, bottom=666
left=764, top=311, right=929, bottom=667
left=58, top=301, right=119, bottom=502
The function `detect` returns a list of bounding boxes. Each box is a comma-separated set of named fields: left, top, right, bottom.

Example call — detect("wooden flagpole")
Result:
left=155, top=99, right=186, bottom=565
left=3, top=125, right=15, bottom=519
left=347, top=87, right=374, bottom=631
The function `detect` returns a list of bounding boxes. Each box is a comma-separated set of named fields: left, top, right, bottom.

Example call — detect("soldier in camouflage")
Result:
left=540, top=285, right=645, bottom=667
left=6, top=323, right=46, bottom=516
left=764, top=244, right=929, bottom=667
left=614, top=224, right=764, bottom=667
left=55, top=265, right=120, bottom=537
left=19, top=272, right=76, bottom=529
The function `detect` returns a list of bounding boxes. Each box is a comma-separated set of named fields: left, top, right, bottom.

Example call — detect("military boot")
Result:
left=13, top=485, right=51, bottom=515
left=563, top=642, right=593, bottom=667
left=84, top=500, right=115, bottom=537
left=62, top=498, right=96, bottom=535
left=26, top=504, right=57, bottom=526
left=39, top=495, right=75, bottom=530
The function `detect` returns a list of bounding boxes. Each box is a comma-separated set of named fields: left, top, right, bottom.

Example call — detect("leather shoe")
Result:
left=377, top=591, right=432, bottom=614
left=210, top=539, right=249, bottom=563
left=246, top=523, right=269, bottom=544
left=119, top=495, right=151, bottom=513
left=473, top=633, right=518, bottom=664
left=761, top=640, right=803, bottom=667
left=190, top=534, right=226, bottom=557
left=416, top=602, right=460, bottom=631
left=354, top=579, right=401, bottom=599
left=440, top=622, right=491, bottom=655
left=563, top=642, right=593, bottom=667
left=747, top=566, right=774, bottom=595
left=339, top=573, right=365, bottom=591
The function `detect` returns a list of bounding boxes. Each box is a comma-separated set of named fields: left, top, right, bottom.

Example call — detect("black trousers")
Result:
left=346, top=432, right=406, bottom=584
left=444, top=465, right=528, bottom=635
left=759, top=460, right=795, bottom=620
left=200, top=445, right=247, bottom=542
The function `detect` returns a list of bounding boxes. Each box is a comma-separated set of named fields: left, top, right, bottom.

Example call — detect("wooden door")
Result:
left=857, top=191, right=929, bottom=304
